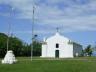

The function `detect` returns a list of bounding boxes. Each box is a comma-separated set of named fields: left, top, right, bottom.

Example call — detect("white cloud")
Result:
left=0, top=0, right=96, bottom=33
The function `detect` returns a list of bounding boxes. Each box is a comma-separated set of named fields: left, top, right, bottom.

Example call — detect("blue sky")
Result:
left=0, top=0, right=96, bottom=47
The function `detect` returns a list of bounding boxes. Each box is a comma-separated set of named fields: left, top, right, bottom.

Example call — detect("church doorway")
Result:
left=55, top=50, right=59, bottom=58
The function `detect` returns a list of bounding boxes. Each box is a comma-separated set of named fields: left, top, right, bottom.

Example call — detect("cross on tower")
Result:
left=56, top=27, right=59, bottom=32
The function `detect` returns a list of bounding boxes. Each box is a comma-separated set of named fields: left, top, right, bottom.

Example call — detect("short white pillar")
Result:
left=1, top=50, right=17, bottom=64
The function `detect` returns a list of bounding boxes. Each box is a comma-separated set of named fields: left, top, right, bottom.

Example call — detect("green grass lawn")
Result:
left=0, top=57, right=96, bottom=72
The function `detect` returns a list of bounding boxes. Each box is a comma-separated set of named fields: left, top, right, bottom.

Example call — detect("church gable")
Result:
left=41, top=32, right=82, bottom=58
left=46, top=32, right=69, bottom=43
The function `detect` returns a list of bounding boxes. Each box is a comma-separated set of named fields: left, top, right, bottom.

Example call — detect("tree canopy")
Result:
left=0, top=33, right=42, bottom=58
left=84, top=45, right=93, bottom=56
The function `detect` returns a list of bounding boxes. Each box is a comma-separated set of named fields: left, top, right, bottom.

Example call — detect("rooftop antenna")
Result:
left=31, top=1, right=35, bottom=61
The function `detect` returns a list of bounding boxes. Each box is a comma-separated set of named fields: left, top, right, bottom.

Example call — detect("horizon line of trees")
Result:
left=0, top=32, right=96, bottom=58
left=0, top=33, right=41, bottom=58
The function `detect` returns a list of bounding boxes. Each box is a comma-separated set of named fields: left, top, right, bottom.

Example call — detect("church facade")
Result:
left=41, top=32, right=83, bottom=58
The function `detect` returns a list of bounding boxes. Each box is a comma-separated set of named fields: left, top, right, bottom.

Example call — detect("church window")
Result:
left=56, top=43, right=59, bottom=48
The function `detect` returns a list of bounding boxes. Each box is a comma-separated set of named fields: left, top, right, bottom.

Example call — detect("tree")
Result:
left=33, top=41, right=41, bottom=56
left=0, top=33, right=24, bottom=57
left=30, top=34, right=42, bottom=56
left=9, top=36, right=23, bottom=56
left=84, top=45, right=93, bottom=56
left=0, top=33, right=42, bottom=57
left=0, top=33, right=8, bottom=57
left=21, top=43, right=31, bottom=57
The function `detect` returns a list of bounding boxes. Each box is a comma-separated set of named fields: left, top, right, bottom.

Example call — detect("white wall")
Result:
left=41, top=44, right=47, bottom=57
left=41, top=33, right=82, bottom=58
left=60, top=43, right=73, bottom=58
left=41, top=33, right=73, bottom=58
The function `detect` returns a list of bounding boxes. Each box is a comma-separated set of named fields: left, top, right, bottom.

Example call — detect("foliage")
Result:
left=33, top=41, right=41, bottom=56
left=29, top=34, right=42, bottom=56
left=0, top=33, right=8, bottom=57
left=0, top=33, right=42, bottom=57
left=84, top=45, right=93, bottom=56
left=8, top=37, right=23, bottom=56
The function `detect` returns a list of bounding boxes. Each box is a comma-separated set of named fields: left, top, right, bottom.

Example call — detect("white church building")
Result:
left=41, top=32, right=83, bottom=58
